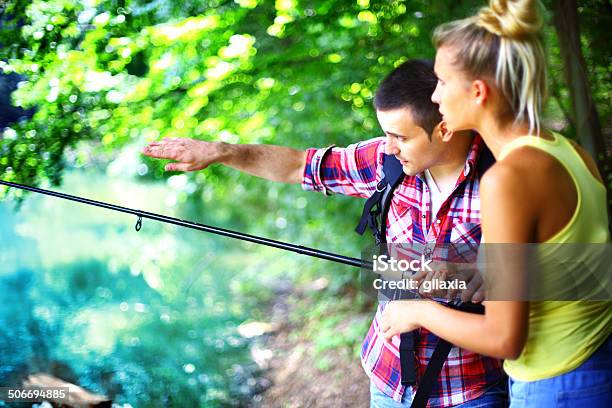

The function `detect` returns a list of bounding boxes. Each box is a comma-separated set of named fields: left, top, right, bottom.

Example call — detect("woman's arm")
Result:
left=381, top=300, right=528, bottom=359
left=382, top=161, right=535, bottom=359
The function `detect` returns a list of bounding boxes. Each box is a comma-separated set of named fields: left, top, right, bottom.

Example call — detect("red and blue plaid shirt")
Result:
left=302, top=135, right=503, bottom=406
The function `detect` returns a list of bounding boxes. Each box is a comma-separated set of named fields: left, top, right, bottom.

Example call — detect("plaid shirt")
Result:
left=302, top=135, right=503, bottom=406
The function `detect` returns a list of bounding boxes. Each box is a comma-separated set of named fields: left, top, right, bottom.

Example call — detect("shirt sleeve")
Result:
left=301, top=137, right=386, bottom=199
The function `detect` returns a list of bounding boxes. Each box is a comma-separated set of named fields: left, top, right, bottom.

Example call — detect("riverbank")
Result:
left=245, top=278, right=372, bottom=407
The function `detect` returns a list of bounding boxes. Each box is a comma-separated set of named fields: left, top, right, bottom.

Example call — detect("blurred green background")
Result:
left=0, top=0, right=609, bottom=406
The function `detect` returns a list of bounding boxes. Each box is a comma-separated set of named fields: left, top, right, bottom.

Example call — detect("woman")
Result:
left=381, top=0, right=611, bottom=406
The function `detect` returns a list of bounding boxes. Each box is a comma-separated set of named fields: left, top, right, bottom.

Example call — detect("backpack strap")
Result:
left=355, top=154, right=405, bottom=245
left=379, top=155, right=405, bottom=243
left=475, top=143, right=495, bottom=178
left=355, top=155, right=423, bottom=388
left=410, top=302, right=485, bottom=408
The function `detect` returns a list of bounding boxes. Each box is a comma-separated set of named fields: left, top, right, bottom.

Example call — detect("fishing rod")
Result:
left=0, top=179, right=369, bottom=269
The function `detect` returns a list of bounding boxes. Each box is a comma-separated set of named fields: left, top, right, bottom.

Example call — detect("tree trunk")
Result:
left=552, top=0, right=611, bottom=230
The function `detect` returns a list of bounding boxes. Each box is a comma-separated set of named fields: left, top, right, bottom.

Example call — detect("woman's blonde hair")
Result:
left=433, top=0, right=547, bottom=135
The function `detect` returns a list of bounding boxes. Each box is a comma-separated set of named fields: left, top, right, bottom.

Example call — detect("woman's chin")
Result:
left=446, top=122, right=470, bottom=133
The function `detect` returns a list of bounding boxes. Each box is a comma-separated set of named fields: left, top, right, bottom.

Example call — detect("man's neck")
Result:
left=427, top=161, right=466, bottom=193
left=427, top=131, right=473, bottom=192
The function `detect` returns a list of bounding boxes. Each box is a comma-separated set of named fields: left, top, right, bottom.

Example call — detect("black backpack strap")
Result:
left=410, top=338, right=453, bottom=407
left=378, top=155, right=404, bottom=242
left=475, top=143, right=495, bottom=178
left=410, top=302, right=485, bottom=408
left=355, top=180, right=387, bottom=241
left=355, top=155, right=423, bottom=388
left=399, top=331, right=418, bottom=385
left=355, top=154, right=405, bottom=245
left=354, top=155, right=421, bottom=387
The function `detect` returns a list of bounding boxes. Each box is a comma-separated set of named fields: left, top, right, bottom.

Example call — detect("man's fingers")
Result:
left=143, top=144, right=181, bottom=160
left=143, top=137, right=187, bottom=155
left=471, top=287, right=485, bottom=303
left=460, top=273, right=483, bottom=302
left=382, top=328, right=395, bottom=342
left=410, top=269, right=429, bottom=282
left=418, top=270, right=436, bottom=297
left=448, top=271, right=461, bottom=299
left=142, top=144, right=169, bottom=158
left=165, top=162, right=192, bottom=172
left=448, top=286, right=458, bottom=300
left=430, top=271, right=446, bottom=298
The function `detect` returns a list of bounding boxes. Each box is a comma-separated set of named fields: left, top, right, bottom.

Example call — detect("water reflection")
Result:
left=0, top=171, right=263, bottom=407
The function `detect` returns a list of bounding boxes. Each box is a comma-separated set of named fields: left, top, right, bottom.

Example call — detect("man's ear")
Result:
left=437, top=121, right=454, bottom=142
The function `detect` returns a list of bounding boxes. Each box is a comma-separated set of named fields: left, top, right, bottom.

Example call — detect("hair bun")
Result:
left=477, top=0, right=542, bottom=39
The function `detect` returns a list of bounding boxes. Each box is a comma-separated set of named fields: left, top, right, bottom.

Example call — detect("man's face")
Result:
left=431, top=46, right=476, bottom=132
left=376, top=107, right=445, bottom=176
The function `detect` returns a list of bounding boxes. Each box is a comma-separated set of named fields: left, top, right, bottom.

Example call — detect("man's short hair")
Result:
left=374, top=59, right=441, bottom=137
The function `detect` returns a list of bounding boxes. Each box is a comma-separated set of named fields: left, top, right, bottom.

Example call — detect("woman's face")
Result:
left=431, top=46, right=477, bottom=132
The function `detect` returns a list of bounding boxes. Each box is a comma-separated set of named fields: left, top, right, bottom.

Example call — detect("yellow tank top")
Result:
left=498, top=132, right=611, bottom=381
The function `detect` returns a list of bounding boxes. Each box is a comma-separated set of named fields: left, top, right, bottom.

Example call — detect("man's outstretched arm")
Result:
left=142, top=137, right=307, bottom=184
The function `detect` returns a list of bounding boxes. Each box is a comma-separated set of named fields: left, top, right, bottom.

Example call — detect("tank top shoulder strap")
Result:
left=498, top=133, right=562, bottom=161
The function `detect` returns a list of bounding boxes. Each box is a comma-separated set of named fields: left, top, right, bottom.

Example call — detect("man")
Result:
left=142, top=60, right=505, bottom=407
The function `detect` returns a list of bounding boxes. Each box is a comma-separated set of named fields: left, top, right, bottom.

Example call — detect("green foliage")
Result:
left=0, top=0, right=477, bottom=193
left=2, top=0, right=607, bottom=220
left=1, top=0, right=607, bottom=225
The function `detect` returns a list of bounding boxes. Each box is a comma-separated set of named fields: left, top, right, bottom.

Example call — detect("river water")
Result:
left=0, top=170, right=266, bottom=407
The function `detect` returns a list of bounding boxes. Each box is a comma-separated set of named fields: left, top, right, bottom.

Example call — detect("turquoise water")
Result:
left=0, top=171, right=266, bottom=407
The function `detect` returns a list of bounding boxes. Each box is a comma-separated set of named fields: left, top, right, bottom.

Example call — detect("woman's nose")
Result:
left=431, top=83, right=441, bottom=104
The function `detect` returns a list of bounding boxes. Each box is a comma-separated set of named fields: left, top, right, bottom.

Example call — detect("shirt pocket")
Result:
left=385, top=200, right=414, bottom=243
left=450, top=220, right=481, bottom=244
left=448, top=221, right=481, bottom=261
